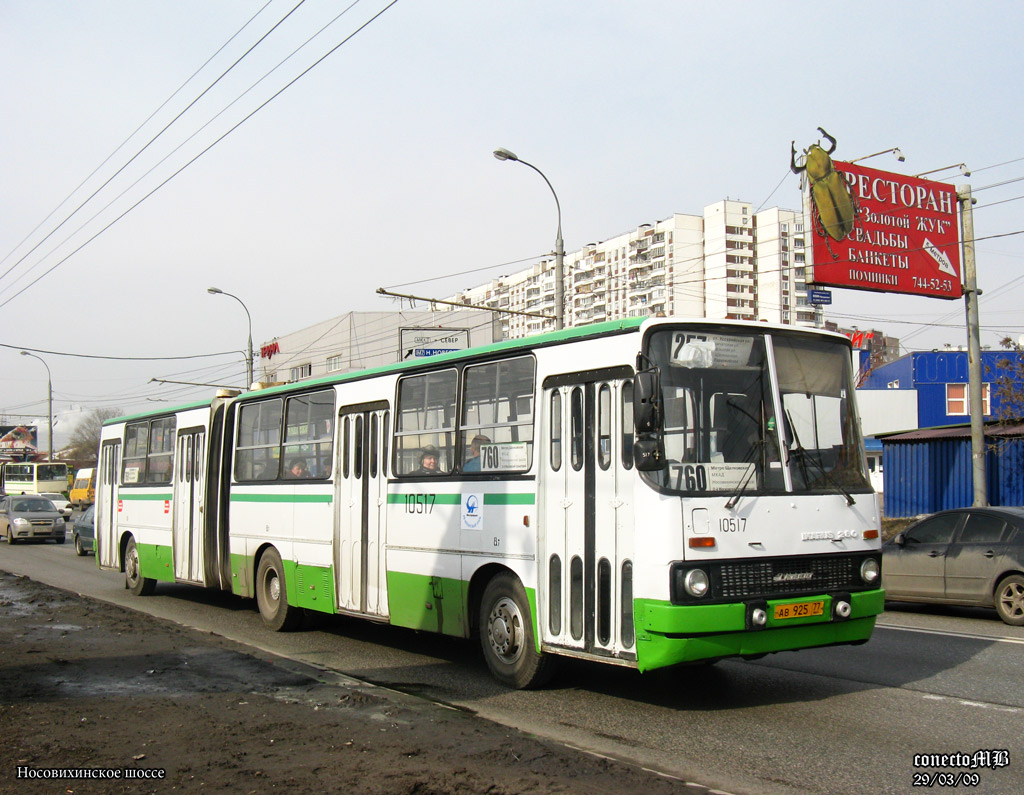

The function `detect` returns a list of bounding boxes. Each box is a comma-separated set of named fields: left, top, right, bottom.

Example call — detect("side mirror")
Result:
left=893, top=532, right=905, bottom=546
left=633, top=438, right=665, bottom=471
left=634, top=369, right=662, bottom=434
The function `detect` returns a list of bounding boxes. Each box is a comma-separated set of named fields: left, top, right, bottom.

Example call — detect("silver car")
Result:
left=38, top=492, right=73, bottom=520
left=0, top=495, right=67, bottom=544
left=883, top=507, right=1024, bottom=626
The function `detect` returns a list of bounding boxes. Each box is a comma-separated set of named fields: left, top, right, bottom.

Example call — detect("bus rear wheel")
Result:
left=256, top=548, right=300, bottom=632
left=479, top=573, right=556, bottom=689
left=125, top=538, right=156, bottom=596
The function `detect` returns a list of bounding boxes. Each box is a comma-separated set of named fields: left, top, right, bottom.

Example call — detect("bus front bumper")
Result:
left=633, top=589, right=885, bottom=672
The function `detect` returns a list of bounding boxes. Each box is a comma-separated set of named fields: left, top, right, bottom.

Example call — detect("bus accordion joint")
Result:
left=689, top=537, right=716, bottom=548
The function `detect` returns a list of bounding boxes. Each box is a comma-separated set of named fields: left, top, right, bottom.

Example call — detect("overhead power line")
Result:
left=0, top=342, right=239, bottom=361
left=0, top=0, right=398, bottom=311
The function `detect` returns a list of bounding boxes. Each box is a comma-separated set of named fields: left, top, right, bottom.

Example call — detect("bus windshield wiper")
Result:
left=785, top=412, right=855, bottom=506
left=724, top=438, right=763, bottom=510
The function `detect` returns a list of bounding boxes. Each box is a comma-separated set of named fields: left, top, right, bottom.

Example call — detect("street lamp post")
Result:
left=208, top=287, right=254, bottom=388
left=20, top=351, right=53, bottom=460
left=493, top=147, right=565, bottom=330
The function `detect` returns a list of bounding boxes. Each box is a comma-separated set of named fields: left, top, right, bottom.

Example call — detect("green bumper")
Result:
left=633, top=589, right=885, bottom=672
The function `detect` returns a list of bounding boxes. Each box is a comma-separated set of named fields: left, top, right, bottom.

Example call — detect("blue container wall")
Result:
left=867, top=351, right=1024, bottom=429
left=862, top=356, right=914, bottom=390
left=883, top=438, right=1024, bottom=517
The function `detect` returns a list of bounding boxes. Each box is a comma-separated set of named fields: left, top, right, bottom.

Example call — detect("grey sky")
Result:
left=3, top=1, right=1023, bottom=448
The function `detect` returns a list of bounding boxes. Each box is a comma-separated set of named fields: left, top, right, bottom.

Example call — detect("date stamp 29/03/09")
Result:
left=912, top=750, right=1010, bottom=788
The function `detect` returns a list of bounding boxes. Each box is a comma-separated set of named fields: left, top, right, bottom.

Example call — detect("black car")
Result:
left=883, top=507, right=1024, bottom=625
left=73, top=504, right=96, bottom=556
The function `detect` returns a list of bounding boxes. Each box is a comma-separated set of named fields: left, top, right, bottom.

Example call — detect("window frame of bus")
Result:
left=282, top=389, right=334, bottom=480
left=121, top=416, right=175, bottom=485
left=393, top=369, right=458, bottom=476
left=459, top=355, right=535, bottom=475
left=235, top=390, right=335, bottom=482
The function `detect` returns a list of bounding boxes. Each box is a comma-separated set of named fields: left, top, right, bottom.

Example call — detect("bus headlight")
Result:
left=860, top=558, right=880, bottom=584
left=684, top=569, right=710, bottom=598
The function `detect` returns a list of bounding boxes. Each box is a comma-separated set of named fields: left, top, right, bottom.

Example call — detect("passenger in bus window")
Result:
left=287, top=459, right=309, bottom=479
left=463, top=435, right=490, bottom=472
left=415, top=446, right=440, bottom=475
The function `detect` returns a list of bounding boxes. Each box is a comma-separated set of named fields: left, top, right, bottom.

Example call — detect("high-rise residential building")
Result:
left=447, top=200, right=822, bottom=338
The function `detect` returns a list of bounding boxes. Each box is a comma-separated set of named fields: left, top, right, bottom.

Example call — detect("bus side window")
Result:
left=550, top=391, right=562, bottom=472
left=235, top=399, right=283, bottom=482
left=597, top=384, right=611, bottom=470
left=393, top=370, right=457, bottom=475
left=459, top=356, right=535, bottom=474
left=621, top=381, right=634, bottom=470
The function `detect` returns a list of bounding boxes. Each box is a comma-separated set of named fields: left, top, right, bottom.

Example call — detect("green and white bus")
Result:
left=95, top=317, right=884, bottom=688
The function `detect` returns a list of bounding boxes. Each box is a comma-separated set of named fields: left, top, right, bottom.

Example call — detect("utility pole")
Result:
left=959, top=185, right=987, bottom=506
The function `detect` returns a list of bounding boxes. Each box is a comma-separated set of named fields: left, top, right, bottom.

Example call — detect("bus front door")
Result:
left=542, top=373, right=634, bottom=659
left=335, top=403, right=390, bottom=618
left=172, top=429, right=205, bottom=583
left=96, top=441, right=121, bottom=570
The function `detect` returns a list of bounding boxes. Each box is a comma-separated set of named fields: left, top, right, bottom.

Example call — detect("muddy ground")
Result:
left=0, top=571, right=700, bottom=794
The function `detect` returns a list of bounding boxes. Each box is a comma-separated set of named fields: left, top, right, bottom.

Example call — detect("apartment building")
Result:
left=448, top=200, right=822, bottom=338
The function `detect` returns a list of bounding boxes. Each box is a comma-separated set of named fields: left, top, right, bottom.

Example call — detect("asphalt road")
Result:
left=2, top=538, right=1022, bottom=795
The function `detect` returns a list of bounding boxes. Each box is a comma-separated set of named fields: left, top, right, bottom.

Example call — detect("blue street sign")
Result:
left=808, top=289, right=833, bottom=306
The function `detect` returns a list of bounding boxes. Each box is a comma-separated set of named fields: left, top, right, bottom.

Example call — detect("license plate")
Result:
left=773, top=600, right=824, bottom=620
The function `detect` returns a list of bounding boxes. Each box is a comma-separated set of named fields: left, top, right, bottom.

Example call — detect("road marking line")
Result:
left=876, top=622, right=1024, bottom=645
left=922, top=693, right=1021, bottom=714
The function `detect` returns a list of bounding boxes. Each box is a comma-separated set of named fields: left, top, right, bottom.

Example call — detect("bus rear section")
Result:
left=95, top=402, right=224, bottom=595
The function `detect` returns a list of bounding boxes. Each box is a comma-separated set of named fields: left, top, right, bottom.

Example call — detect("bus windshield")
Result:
left=641, top=326, right=870, bottom=496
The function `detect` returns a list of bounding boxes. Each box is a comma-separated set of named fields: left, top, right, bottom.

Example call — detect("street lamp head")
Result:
left=207, top=287, right=223, bottom=295
left=493, top=147, right=519, bottom=163
left=894, top=147, right=905, bottom=162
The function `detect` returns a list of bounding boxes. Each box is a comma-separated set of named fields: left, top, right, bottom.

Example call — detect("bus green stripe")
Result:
left=230, top=493, right=333, bottom=503
left=485, top=493, right=535, bottom=505
left=386, top=492, right=535, bottom=505
left=119, top=492, right=173, bottom=501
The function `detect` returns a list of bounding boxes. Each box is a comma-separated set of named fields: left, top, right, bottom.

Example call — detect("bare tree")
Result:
left=65, top=408, right=122, bottom=464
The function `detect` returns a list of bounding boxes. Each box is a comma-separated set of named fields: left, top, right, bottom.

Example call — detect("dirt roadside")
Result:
left=0, top=570, right=700, bottom=795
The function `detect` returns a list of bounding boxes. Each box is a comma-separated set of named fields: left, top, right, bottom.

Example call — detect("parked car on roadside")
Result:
left=73, top=504, right=95, bottom=556
left=882, top=506, right=1024, bottom=626
left=0, top=495, right=66, bottom=544
left=38, top=492, right=72, bottom=520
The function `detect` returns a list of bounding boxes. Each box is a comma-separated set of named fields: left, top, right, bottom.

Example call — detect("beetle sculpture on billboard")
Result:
left=791, top=127, right=857, bottom=259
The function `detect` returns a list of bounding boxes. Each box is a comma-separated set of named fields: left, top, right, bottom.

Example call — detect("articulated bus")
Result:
left=1, top=461, right=70, bottom=496
left=95, top=317, right=884, bottom=688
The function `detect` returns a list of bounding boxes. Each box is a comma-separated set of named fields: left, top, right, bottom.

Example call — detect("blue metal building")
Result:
left=881, top=423, right=1024, bottom=517
left=861, top=349, right=1023, bottom=428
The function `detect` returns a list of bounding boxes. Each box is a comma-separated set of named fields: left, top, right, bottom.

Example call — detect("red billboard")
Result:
left=808, top=161, right=962, bottom=299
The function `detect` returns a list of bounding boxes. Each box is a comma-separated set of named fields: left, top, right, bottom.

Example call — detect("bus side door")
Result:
left=335, top=402, right=390, bottom=617
left=172, top=428, right=205, bottom=583
left=541, top=370, right=635, bottom=658
left=96, top=441, right=121, bottom=570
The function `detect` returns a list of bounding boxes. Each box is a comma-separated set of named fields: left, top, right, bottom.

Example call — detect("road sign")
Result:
left=808, top=289, right=833, bottom=306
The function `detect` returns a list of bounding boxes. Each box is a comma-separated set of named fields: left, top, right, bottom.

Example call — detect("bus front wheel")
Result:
left=479, top=573, right=556, bottom=689
left=256, top=548, right=300, bottom=632
left=125, top=538, right=156, bottom=596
